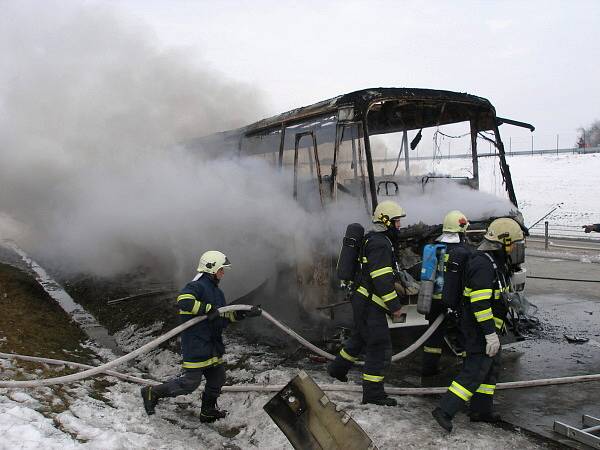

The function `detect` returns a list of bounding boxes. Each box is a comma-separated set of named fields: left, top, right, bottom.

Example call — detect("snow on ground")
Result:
left=1, top=330, right=545, bottom=450
left=470, top=153, right=600, bottom=227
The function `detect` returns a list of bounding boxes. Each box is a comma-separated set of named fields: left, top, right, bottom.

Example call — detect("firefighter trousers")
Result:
left=329, top=296, right=392, bottom=400
left=439, top=351, right=501, bottom=418
left=422, top=301, right=447, bottom=375
left=152, top=364, right=225, bottom=402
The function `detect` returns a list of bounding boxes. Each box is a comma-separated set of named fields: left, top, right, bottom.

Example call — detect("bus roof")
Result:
left=243, top=87, right=496, bottom=136
left=190, top=87, right=503, bottom=151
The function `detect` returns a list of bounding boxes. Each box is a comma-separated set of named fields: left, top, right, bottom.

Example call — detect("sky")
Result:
left=112, top=0, right=600, bottom=150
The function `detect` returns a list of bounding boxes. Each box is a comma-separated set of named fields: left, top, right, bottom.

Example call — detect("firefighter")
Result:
left=327, top=200, right=407, bottom=406
left=583, top=223, right=600, bottom=233
left=432, top=218, right=524, bottom=432
left=140, top=251, right=261, bottom=422
left=421, top=210, right=470, bottom=377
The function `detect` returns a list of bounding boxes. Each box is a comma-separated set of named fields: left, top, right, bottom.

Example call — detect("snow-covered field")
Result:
left=3, top=153, right=598, bottom=449
left=465, top=152, right=600, bottom=228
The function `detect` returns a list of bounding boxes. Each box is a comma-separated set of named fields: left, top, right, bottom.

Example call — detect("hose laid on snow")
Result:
left=0, top=305, right=250, bottom=388
left=0, top=305, right=444, bottom=388
left=4, top=351, right=600, bottom=396
left=0, top=352, right=157, bottom=386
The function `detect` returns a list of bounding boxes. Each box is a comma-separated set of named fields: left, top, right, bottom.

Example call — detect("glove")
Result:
left=206, top=306, right=220, bottom=322
left=484, top=333, right=500, bottom=357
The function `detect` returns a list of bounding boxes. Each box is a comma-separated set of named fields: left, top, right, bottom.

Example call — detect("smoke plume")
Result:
left=0, top=3, right=518, bottom=307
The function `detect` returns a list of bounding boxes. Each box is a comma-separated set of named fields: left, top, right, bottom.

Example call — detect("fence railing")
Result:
left=528, top=221, right=600, bottom=251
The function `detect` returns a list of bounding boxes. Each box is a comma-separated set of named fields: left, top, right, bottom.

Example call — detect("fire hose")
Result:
left=1, top=305, right=600, bottom=394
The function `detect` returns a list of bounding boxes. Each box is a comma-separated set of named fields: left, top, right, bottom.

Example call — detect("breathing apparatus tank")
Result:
left=417, top=244, right=446, bottom=315
left=336, top=223, right=365, bottom=286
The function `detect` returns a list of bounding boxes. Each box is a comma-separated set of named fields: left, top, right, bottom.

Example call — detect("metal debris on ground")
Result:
left=264, top=371, right=377, bottom=450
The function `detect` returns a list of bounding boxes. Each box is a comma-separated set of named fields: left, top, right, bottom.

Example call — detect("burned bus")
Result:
left=193, top=87, right=534, bottom=339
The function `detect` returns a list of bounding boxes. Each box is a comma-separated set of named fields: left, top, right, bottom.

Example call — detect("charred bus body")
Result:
left=193, top=88, right=533, bottom=340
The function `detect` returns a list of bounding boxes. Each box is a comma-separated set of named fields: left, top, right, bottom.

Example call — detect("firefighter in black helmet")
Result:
left=432, top=218, right=524, bottom=432
left=327, top=200, right=407, bottom=406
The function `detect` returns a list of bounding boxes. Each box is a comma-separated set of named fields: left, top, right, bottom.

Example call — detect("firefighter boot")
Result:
left=140, top=386, right=159, bottom=416
left=469, top=392, right=500, bottom=422
left=200, top=395, right=227, bottom=423
left=327, top=360, right=349, bottom=383
left=362, top=381, right=397, bottom=406
left=432, top=407, right=453, bottom=432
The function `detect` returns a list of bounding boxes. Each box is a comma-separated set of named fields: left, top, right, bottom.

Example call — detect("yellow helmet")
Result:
left=197, top=250, right=231, bottom=274
left=372, top=200, right=406, bottom=227
left=443, top=210, right=469, bottom=233
left=483, top=218, right=524, bottom=248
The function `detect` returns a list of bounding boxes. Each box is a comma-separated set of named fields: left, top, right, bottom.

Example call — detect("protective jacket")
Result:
left=354, top=231, right=402, bottom=314
left=461, top=252, right=509, bottom=353
left=176, top=273, right=238, bottom=369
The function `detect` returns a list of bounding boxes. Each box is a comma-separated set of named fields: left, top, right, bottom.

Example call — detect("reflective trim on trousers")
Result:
left=363, top=373, right=384, bottom=383
left=476, top=383, right=496, bottom=395
left=182, top=357, right=222, bottom=369
left=448, top=380, right=473, bottom=402
left=340, top=348, right=358, bottom=363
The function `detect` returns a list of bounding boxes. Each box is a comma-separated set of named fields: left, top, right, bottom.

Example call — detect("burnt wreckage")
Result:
left=193, top=87, right=534, bottom=338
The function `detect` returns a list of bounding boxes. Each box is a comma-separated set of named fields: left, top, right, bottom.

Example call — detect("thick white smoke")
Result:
left=0, top=3, right=296, bottom=293
left=0, top=2, right=518, bottom=305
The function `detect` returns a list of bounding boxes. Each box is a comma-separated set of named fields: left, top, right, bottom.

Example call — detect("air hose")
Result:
left=3, top=305, right=600, bottom=394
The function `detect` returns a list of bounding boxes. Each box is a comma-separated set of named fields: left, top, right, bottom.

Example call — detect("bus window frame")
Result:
left=333, top=120, right=371, bottom=216
left=293, top=130, right=324, bottom=206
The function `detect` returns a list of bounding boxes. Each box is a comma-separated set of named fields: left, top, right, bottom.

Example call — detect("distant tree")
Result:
left=577, top=120, right=600, bottom=147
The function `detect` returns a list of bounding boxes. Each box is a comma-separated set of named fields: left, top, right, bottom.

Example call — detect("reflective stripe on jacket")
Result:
left=354, top=231, right=401, bottom=314
left=460, top=251, right=510, bottom=352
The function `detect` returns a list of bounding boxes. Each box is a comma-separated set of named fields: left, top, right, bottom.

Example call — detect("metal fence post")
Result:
left=544, top=221, right=549, bottom=250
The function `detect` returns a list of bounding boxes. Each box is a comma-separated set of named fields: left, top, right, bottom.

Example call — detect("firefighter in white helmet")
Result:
left=433, top=218, right=525, bottom=432
left=141, top=250, right=261, bottom=422
left=422, top=210, right=471, bottom=377
left=328, top=200, right=407, bottom=406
